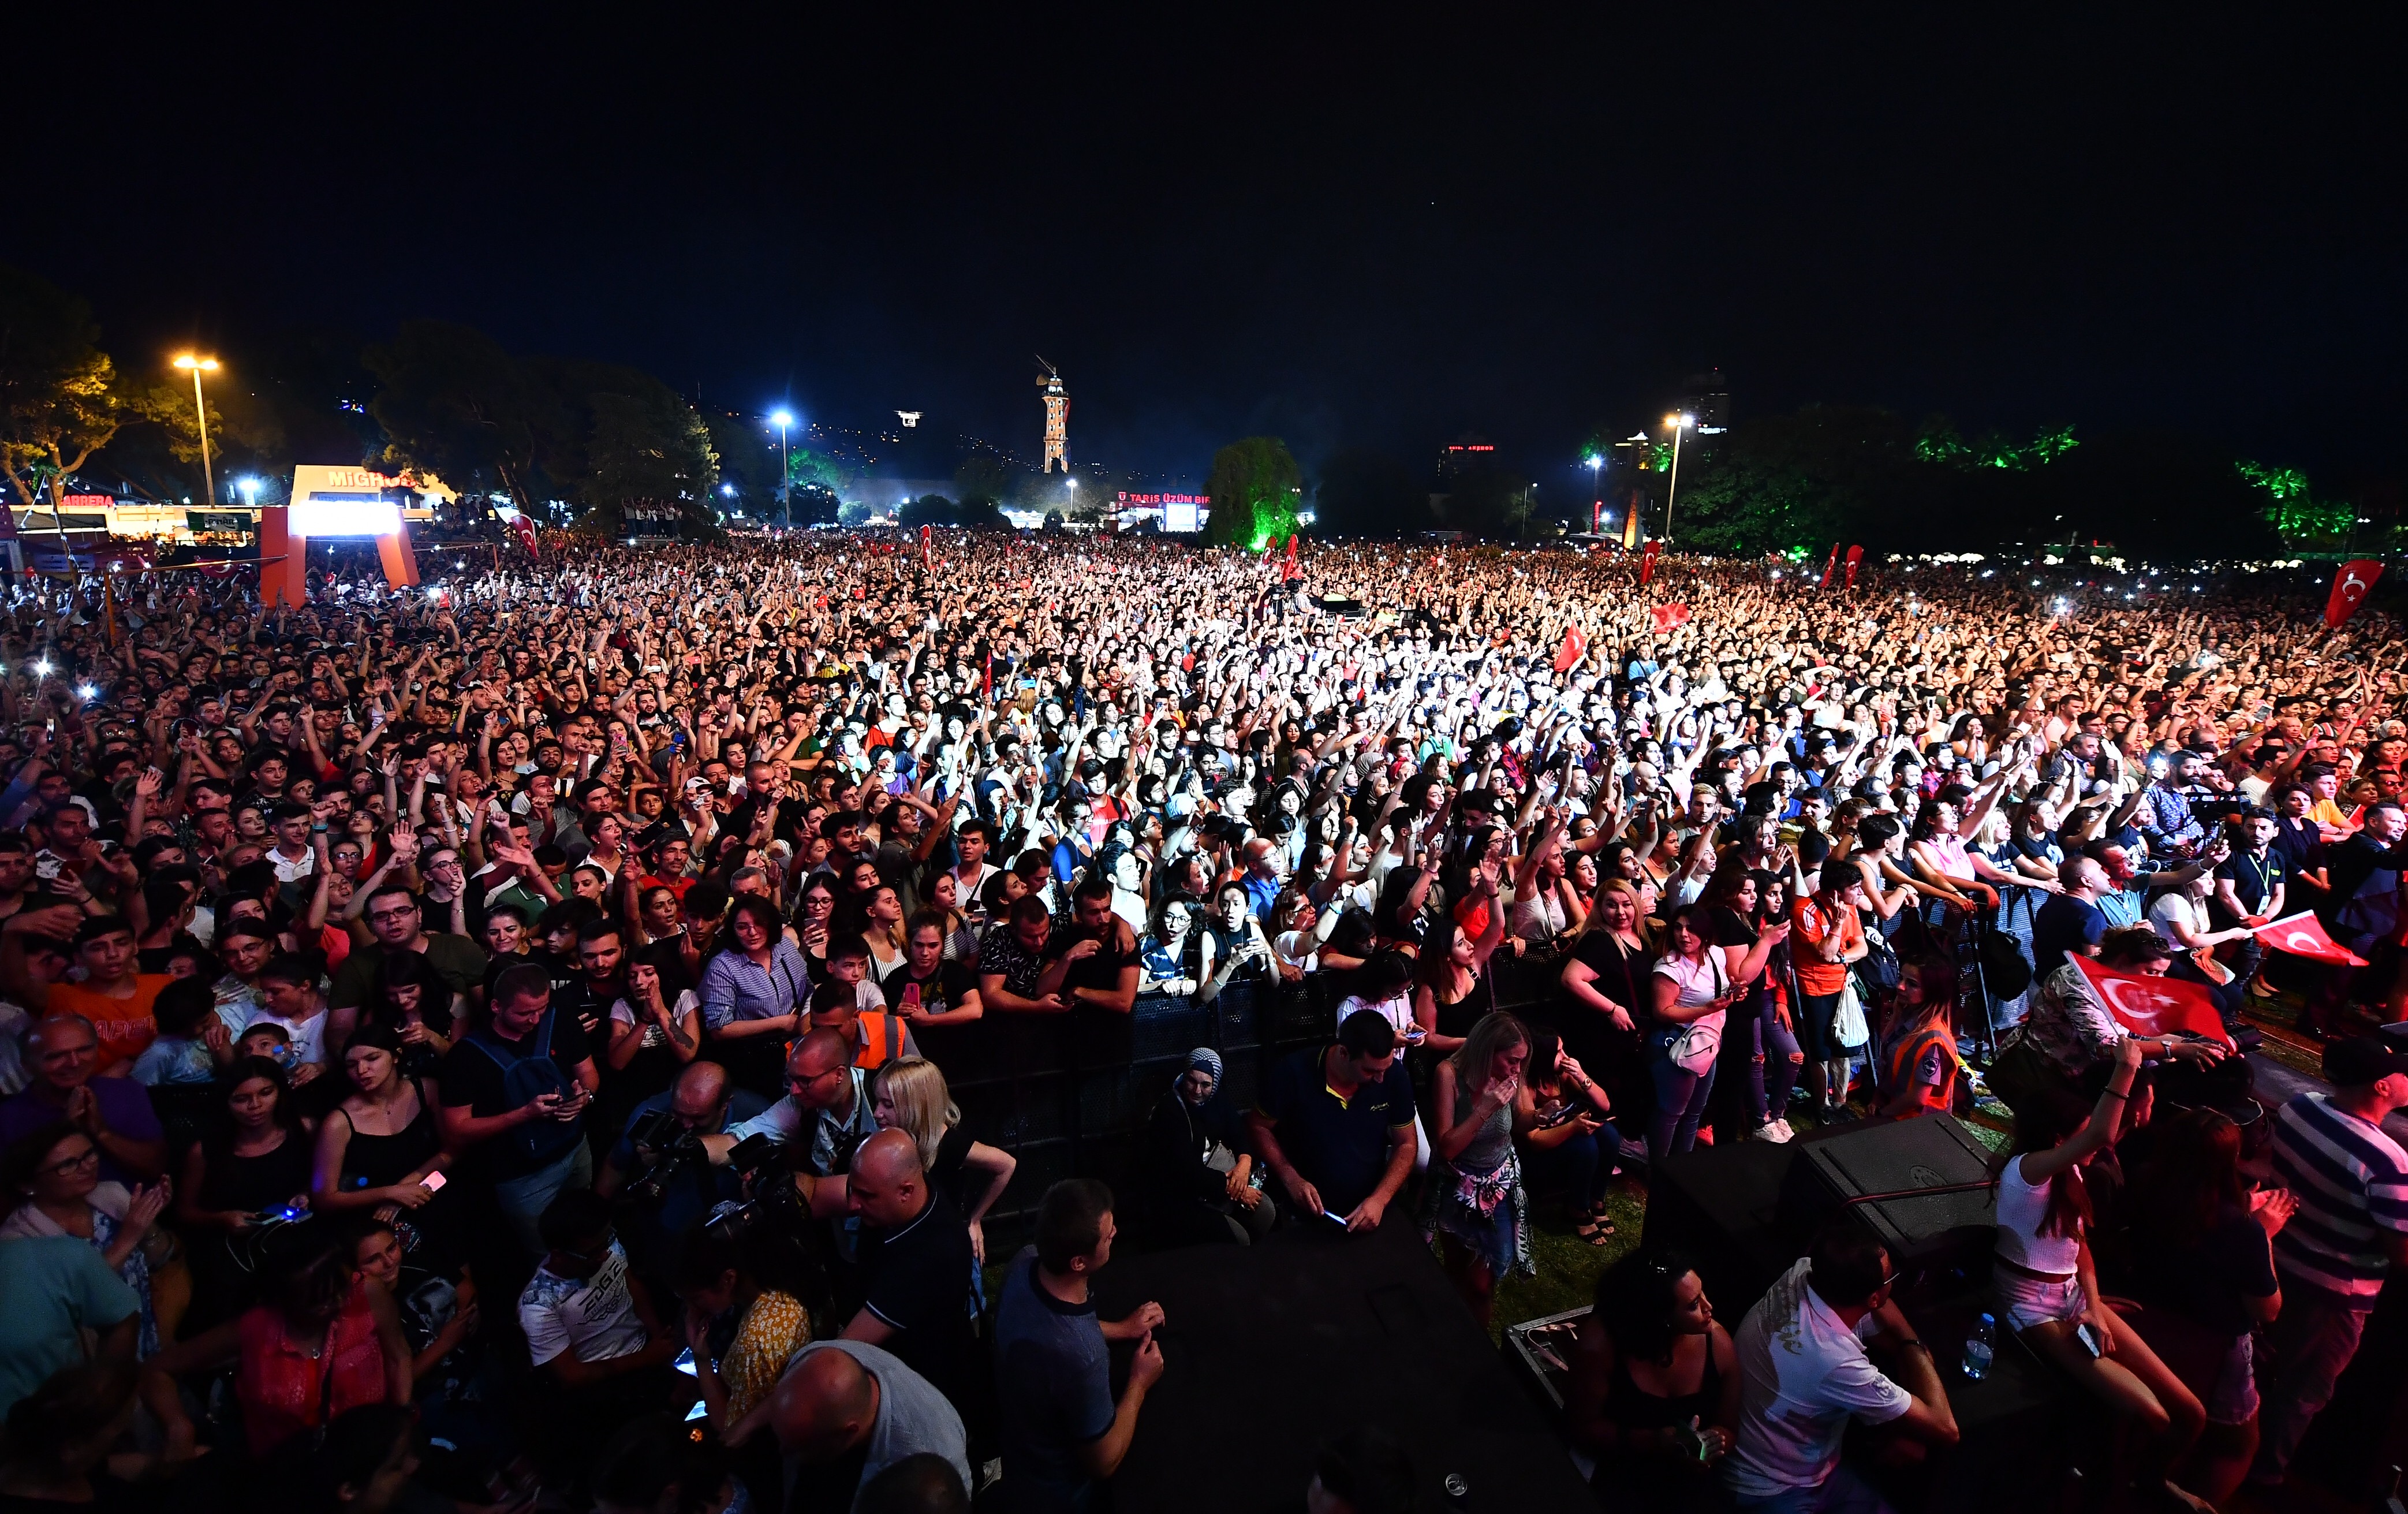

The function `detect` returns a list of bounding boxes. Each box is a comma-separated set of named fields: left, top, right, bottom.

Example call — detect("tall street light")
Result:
left=173, top=354, right=221, bottom=505
left=1660, top=412, right=1696, bottom=546
left=1585, top=454, right=1603, bottom=535
left=769, top=409, right=796, bottom=528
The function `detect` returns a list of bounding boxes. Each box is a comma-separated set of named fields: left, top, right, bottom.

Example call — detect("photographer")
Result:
left=595, top=1060, right=768, bottom=1277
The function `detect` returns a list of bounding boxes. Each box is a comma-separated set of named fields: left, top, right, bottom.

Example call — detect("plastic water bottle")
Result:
left=1962, top=1312, right=1995, bottom=1381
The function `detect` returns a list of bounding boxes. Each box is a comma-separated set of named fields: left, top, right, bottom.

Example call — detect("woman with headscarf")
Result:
left=1137, top=1048, right=1272, bottom=1248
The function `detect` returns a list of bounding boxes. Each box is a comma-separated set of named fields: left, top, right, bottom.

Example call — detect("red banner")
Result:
left=2325, top=560, right=2384, bottom=629
left=1819, top=543, right=1839, bottom=589
left=1638, top=538, right=1663, bottom=587
left=920, top=523, right=932, bottom=569
left=2254, top=911, right=2369, bottom=965
left=2070, top=957, right=2233, bottom=1047
left=1554, top=625, right=1587, bottom=675
left=1648, top=603, right=1691, bottom=635
left=1842, top=544, right=1864, bottom=589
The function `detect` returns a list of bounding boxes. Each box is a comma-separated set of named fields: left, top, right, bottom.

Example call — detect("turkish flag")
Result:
left=1649, top=603, right=1692, bottom=634
left=509, top=515, right=539, bottom=560
left=1638, top=538, right=1663, bottom=587
left=1554, top=624, right=1587, bottom=674
left=1819, top=543, right=1839, bottom=589
left=2325, top=560, right=2384, bottom=629
left=2254, top=911, right=2369, bottom=967
left=1843, top=544, right=1864, bottom=589
left=919, top=523, right=932, bottom=568
left=2071, top=956, right=2234, bottom=1048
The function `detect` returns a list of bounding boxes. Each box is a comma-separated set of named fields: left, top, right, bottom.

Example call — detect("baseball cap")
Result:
left=2323, top=1035, right=2408, bottom=1087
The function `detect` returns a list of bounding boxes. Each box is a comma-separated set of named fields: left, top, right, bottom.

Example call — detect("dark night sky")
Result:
left=14, top=10, right=2406, bottom=502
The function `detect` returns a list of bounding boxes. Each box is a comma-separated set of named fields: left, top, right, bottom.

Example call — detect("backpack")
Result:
left=466, top=1010, right=583, bottom=1167
left=1977, top=922, right=2034, bottom=1002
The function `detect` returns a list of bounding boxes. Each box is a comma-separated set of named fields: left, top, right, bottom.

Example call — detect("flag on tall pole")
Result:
left=1843, top=544, right=1864, bottom=589
left=1819, top=543, right=1839, bottom=589
left=1638, top=538, right=1663, bottom=588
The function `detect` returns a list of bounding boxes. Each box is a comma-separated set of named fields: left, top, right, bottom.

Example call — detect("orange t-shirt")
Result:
left=51, top=975, right=171, bottom=1071
left=1790, top=897, right=1865, bottom=998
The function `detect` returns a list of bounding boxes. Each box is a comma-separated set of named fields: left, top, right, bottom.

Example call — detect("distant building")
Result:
left=1437, top=433, right=1497, bottom=481
left=1678, top=370, right=1731, bottom=434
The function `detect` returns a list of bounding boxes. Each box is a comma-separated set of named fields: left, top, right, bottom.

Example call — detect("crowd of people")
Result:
left=0, top=529, right=2402, bottom=1514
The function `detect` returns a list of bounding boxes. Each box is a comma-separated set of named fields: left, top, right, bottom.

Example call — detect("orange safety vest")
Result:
left=850, top=1010, right=903, bottom=1071
left=1882, top=1021, right=1958, bottom=1119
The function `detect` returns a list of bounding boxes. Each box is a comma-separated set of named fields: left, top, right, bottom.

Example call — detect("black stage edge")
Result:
left=1089, top=1217, right=1595, bottom=1512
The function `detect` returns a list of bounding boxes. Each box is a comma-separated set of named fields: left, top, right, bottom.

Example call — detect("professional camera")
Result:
left=624, top=1108, right=711, bottom=1208
left=701, top=1133, right=810, bottom=1243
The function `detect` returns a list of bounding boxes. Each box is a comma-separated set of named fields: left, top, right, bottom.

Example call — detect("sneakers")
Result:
left=1752, top=1120, right=1793, bottom=1143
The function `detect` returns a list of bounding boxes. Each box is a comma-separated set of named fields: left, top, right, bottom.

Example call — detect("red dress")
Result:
left=236, top=1278, right=387, bottom=1455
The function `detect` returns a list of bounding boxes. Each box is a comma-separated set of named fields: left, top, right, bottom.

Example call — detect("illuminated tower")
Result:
left=1035, top=357, right=1069, bottom=473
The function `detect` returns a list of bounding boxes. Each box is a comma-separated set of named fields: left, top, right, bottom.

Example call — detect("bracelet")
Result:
left=1897, top=1338, right=1928, bottom=1352
left=2103, top=1087, right=2130, bottom=1101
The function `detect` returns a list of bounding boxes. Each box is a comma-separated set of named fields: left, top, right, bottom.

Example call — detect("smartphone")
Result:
left=1321, top=1209, right=1350, bottom=1228
left=421, top=1172, right=447, bottom=1194
left=673, top=1347, right=699, bottom=1377
left=1537, top=1102, right=1587, bottom=1131
left=2074, top=1322, right=2104, bottom=1359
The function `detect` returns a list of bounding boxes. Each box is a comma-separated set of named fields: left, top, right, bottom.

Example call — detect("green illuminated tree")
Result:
left=1204, top=436, right=1301, bottom=547
left=0, top=265, right=122, bottom=511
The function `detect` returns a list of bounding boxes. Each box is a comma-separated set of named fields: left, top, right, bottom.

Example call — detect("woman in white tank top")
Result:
left=1995, top=1038, right=2212, bottom=1509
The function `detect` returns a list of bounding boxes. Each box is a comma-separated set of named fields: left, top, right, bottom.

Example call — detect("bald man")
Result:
left=705, top=1030, right=879, bottom=1180
left=595, top=1058, right=767, bottom=1270
left=842, top=1129, right=977, bottom=1409
left=772, top=1340, right=969, bottom=1514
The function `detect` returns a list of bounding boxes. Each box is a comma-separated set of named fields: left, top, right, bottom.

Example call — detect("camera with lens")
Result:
left=702, top=1133, right=811, bottom=1242
left=624, top=1109, right=712, bottom=1209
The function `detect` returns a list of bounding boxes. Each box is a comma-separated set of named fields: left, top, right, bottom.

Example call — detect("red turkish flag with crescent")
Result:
left=919, top=523, right=932, bottom=569
left=1843, top=544, right=1864, bottom=589
left=2071, top=956, right=2234, bottom=1047
left=1649, top=603, right=1691, bottom=635
left=1638, top=538, right=1663, bottom=587
left=1554, top=624, right=1586, bottom=674
left=2253, top=910, right=2370, bottom=966
left=509, top=514, right=539, bottom=559
left=1819, top=543, right=1840, bottom=589
left=2325, top=560, right=2384, bottom=629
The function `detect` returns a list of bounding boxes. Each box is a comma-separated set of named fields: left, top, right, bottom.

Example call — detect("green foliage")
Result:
left=0, top=265, right=122, bottom=509
left=953, top=453, right=1013, bottom=505
left=365, top=320, right=550, bottom=508
left=1914, top=417, right=2081, bottom=471
left=1205, top=436, right=1302, bottom=547
left=2238, top=459, right=2357, bottom=547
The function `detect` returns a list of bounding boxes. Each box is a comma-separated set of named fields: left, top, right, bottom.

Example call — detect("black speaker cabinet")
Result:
left=1782, top=1114, right=1999, bottom=1281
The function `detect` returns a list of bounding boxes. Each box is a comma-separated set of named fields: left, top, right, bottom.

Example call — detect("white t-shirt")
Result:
left=518, top=1239, right=649, bottom=1368
left=607, top=988, right=703, bottom=1049
left=1336, top=991, right=1414, bottom=1039
left=1724, top=1258, right=1913, bottom=1498
left=2146, top=891, right=2203, bottom=950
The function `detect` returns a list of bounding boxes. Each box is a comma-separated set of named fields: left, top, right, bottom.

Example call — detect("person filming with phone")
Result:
left=438, top=962, right=601, bottom=1259
left=1246, top=1009, right=1416, bottom=1233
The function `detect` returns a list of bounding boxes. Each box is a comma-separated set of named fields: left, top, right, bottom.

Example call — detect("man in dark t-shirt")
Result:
left=2030, top=857, right=2110, bottom=975
left=1245, top=1009, right=1416, bottom=1229
left=843, top=1129, right=976, bottom=1409
left=436, top=962, right=601, bottom=1258
left=1041, top=877, right=1141, bottom=1014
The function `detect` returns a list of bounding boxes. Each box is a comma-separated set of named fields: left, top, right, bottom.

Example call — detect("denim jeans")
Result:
left=1732, top=1461, right=1894, bottom=1514
left=1523, top=1127, right=1610, bottom=1210
left=2250, top=1274, right=2372, bottom=1483
left=1647, top=1029, right=1718, bottom=1165
left=493, top=1139, right=593, bottom=1259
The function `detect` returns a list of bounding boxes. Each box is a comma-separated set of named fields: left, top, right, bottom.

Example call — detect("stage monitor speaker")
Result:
left=1782, top=1114, right=1998, bottom=1280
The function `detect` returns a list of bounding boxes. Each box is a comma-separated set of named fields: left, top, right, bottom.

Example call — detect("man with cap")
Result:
left=2249, top=1035, right=2408, bottom=1486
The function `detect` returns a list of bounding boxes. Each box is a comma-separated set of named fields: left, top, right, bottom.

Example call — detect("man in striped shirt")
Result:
left=2251, top=1036, right=2408, bottom=1486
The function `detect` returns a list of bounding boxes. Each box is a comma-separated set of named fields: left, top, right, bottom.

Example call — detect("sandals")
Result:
left=1574, top=1215, right=1616, bottom=1246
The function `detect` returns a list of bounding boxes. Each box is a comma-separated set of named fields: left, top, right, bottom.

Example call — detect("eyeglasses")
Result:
left=368, top=906, right=419, bottom=923
left=43, top=1147, right=100, bottom=1176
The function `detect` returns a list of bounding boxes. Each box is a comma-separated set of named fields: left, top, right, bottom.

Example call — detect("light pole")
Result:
left=1585, top=454, right=1603, bottom=535
left=770, top=409, right=795, bottom=528
left=1065, top=476, right=1077, bottom=519
left=1660, top=412, right=1696, bottom=546
left=173, top=354, right=221, bottom=505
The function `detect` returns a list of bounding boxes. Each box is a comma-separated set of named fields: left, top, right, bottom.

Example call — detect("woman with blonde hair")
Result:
left=868, top=1057, right=1016, bottom=1262
left=1426, top=1009, right=1535, bottom=1325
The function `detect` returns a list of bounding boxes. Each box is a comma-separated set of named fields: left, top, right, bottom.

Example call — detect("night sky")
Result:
left=16, top=12, right=2405, bottom=499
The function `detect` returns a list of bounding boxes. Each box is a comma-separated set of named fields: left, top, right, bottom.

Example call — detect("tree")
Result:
left=705, top=411, right=782, bottom=513
left=1315, top=448, right=1425, bottom=538
left=897, top=494, right=958, bottom=528
left=0, top=265, right=121, bottom=510
left=366, top=320, right=551, bottom=509
left=118, top=375, right=285, bottom=482
left=551, top=367, right=718, bottom=536
left=1204, top=436, right=1302, bottom=547
left=953, top=453, right=1012, bottom=506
